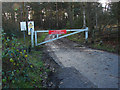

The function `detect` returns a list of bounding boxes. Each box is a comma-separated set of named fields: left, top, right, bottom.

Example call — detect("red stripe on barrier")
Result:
left=49, top=30, right=66, bottom=34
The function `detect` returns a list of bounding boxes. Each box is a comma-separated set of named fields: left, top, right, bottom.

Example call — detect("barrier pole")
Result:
left=31, top=30, right=34, bottom=47
left=85, top=31, right=88, bottom=43
left=35, top=31, right=37, bottom=46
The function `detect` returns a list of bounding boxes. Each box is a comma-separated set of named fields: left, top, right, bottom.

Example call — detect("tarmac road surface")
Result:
left=45, top=35, right=119, bottom=88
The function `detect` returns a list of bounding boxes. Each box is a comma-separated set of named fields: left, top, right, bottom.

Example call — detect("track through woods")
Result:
left=44, top=35, right=119, bottom=88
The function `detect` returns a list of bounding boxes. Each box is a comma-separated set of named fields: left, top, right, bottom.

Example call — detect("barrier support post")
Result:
left=35, top=31, right=37, bottom=46
left=31, top=30, right=34, bottom=47
left=57, top=34, right=59, bottom=38
left=85, top=31, right=88, bottom=43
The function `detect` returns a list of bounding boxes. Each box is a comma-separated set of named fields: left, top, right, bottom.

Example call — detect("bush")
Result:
left=2, top=32, right=30, bottom=88
left=2, top=20, right=23, bottom=37
left=2, top=31, right=51, bottom=88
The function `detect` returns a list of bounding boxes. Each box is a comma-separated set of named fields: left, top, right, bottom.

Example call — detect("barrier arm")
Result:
left=35, top=27, right=88, bottom=46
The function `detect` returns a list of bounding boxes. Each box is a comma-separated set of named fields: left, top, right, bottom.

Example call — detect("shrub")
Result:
left=2, top=31, right=51, bottom=88
left=2, top=32, right=30, bottom=88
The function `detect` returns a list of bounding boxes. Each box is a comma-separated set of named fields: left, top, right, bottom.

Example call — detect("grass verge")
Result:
left=16, top=33, right=49, bottom=88
left=3, top=32, right=50, bottom=88
left=66, top=32, right=119, bottom=55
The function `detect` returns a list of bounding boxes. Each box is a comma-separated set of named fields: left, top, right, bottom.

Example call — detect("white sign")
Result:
left=28, top=21, right=34, bottom=35
left=20, top=22, right=26, bottom=31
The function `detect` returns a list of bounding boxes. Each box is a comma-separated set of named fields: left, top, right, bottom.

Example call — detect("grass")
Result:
left=66, top=32, right=119, bottom=54
left=67, top=32, right=85, bottom=44
left=28, top=51, right=42, bottom=68
left=18, top=32, right=48, bottom=47
left=37, top=33, right=48, bottom=43
left=11, top=75, right=40, bottom=88
left=10, top=32, right=49, bottom=88
left=18, top=35, right=31, bottom=47
left=10, top=50, right=44, bottom=88
left=91, top=43, right=117, bottom=53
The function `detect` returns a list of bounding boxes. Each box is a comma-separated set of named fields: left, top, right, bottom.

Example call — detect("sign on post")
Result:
left=28, top=21, right=34, bottom=35
left=49, top=30, right=66, bottom=34
left=20, top=22, right=26, bottom=31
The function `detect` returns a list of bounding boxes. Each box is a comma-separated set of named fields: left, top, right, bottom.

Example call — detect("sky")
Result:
left=98, top=0, right=110, bottom=7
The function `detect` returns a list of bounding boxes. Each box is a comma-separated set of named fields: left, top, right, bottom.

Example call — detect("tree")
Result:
left=2, top=2, right=22, bottom=36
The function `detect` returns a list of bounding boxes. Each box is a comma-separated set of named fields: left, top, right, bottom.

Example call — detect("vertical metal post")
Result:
left=35, top=31, right=37, bottom=46
left=57, top=34, right=59, bottom=38
left=31, top=30, right=34, bottom=47
left=83, top=3, right=88, bottom=43
left=85, top=31, right=88, bottom=42
left=23, top=31, right=25, bottom=43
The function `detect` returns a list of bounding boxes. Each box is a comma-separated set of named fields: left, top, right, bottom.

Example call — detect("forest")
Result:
left=2, top=2, right=119, bottom=50
left=2, top=2, right=120, bottom=88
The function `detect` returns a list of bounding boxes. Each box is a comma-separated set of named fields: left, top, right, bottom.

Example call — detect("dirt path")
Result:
left=45, top=35, right=119, bottom=88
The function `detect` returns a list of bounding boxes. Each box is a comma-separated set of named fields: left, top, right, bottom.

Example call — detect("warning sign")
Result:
left=49, top=30, right=66, bottom=34
left=28, top=21, right=34, bottom=35
left=20, top=22, right=26, bottom=31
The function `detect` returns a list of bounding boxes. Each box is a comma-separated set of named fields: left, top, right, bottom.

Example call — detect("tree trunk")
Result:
left=68, top=3, right=74, bottom=28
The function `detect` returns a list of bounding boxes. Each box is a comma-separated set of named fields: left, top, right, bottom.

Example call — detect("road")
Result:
left=45, top=35, right=119, bottom=88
